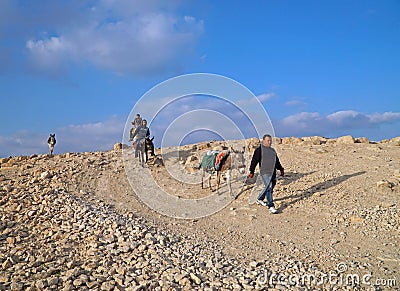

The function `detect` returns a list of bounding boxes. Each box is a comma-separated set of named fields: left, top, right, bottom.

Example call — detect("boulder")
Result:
left=197, top=143, right=211, bottom=151
left=389, top=137, right=400, bottom=146
left=355, top=137, right=369, bottom=144
left=114, top=143, right=123, bottom=151
left=302, top=136, right=324, bottom=145
left=282, top=137, right=303, bottom=144
left=377, top=180, right=394, bottom=190
left=246, top=138, right=260, bottom=152
left=336, top=135, right=355, bottom=144
left=185, top=155, right=198, bottom=165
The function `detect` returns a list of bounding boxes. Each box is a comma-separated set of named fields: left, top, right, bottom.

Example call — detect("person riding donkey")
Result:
left=129, top=113, right=142, bottom=142
left=131, top=119, right=150, bottom=158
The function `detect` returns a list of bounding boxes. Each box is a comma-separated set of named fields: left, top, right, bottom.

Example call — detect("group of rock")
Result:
left=0, top=153, right=329, bottom=290
left=1, top=134, right=399, bottom=290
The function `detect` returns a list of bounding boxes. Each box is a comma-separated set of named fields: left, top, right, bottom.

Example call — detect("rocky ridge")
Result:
left=1, top=135, right=399, bottom=290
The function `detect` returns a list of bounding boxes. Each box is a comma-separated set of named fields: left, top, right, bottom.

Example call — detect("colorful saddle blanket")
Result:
left=200, top=150, right=230, bottom=173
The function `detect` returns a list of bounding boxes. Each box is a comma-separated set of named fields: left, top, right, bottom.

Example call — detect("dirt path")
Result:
left=71, top=140, right=400, bottom=284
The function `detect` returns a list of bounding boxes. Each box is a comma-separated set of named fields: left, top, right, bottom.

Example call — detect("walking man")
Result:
left=249, top=134, right=284, bottom=214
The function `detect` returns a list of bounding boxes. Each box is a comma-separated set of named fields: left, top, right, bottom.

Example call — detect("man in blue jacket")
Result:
left=249, top=134, right=284, bottom=214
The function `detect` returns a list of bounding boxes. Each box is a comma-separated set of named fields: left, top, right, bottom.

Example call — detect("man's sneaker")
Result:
left=256, top=200, right=267, bottom=206
left=269, top=207, right=278, bottom=214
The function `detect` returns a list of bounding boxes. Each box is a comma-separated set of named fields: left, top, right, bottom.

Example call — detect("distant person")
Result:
left=131, top=119, right=150, bottom=157
left=248, top=134, right=284, bottom=214
left=129, top=114, right=142, bottom=142
left=47, top=134, right=56, bottom=156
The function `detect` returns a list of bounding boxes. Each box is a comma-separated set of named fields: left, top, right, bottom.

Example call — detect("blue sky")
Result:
left=0, top=0, right=399, bottom=157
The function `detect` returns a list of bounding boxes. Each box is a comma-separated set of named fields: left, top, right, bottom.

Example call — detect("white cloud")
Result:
left=24, top=1, right=204, bottom=76
left=275, top=110, right=400, bottom=139
left=285, top=98, right=308, bottom=109
left=256, top=92, right=276, bottom=103
left=26, top=36, right=73, bottom=74
left=368, top=112, right=400, bottom=123
left=281, top=112, right=322, bottom=129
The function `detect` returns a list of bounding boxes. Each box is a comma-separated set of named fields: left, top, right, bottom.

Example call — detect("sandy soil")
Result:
left=72, top=139, right=400, bottom=285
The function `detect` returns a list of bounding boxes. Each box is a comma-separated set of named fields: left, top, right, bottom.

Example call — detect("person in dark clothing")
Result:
left=249, top=134, right=284, bottom=214
left=131, top=119, right=150, bottom=157
left=47, top=134, right=56, bottom=156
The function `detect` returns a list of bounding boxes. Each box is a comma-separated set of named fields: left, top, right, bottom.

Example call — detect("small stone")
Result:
left=174, top=273, right=186, bottom=283
left=190, top=273, right=202, bottom=284
left=137, top=245, right=147, bottom=252
left=330, top=239, right=340, bottom=245
left=2, top=185, right=12, bottom=192
left=36, top=279, right=48, bottom=289
left=6, top=237, right=16, bottom=245
left=73, top=279, right=84, bottom=287
left=249, top=261, right=260, bottom=268
left=66, top=261, right=75, bottom=269
left=48, top=277, right=59, bottom=286
left=10, top=282, right=24, bottom=291
left=86, top=281, right=98, bottom=289
left=40, top=171, right=52, bottom=179
left=100, top=281, right=115, bottom=291
left=1, top=259, right=12, bottom=270
left=377, top=180, right=393, bottom=189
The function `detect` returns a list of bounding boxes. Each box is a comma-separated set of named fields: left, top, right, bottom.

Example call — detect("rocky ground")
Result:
left=0, top=135, right=399, bottom=290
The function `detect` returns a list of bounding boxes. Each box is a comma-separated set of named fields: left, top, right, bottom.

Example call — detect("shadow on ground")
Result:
left=276, top=171, right=366, bottom=211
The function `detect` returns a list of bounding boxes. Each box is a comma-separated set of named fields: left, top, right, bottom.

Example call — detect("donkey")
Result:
left=201, top=148, right=246, bottom=197
left=145, top=136, right=155, bottom=159
left=136, top=138, right=146, bottom=167
left=47, top=134, right=56, bottom=156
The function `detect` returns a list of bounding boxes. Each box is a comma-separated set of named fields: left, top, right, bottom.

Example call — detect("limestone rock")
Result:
left=377, top=180, right=394, bottom=189
left=281, top=137, right=303, bottom=144
left=40, top=171, right=52, bottom=179
left=2, top=185, right=12, bottom=192
left=389, top=136, right=400, bottom=146
left=185, top=155, right=198, bottom=165
left=355, top=137, right=369, bottom=144
left=336, top=135, right=355, bottom=144
left=302, top=136, right=324, bottom=145
left=273, top=137, right=282, bottom=144
left=113, top=143, right=123, bottom=151
left=246, top=138, right=260, bottom=152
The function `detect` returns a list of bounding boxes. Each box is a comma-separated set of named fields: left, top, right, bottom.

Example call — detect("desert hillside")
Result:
left=1, top=135, right=399, bottom=290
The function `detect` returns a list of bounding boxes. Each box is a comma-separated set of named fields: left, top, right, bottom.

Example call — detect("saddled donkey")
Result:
left=201, top=149, right=246, bottom=197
